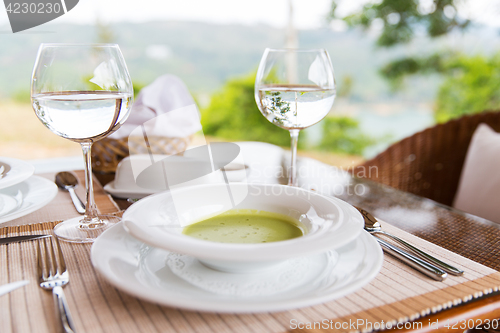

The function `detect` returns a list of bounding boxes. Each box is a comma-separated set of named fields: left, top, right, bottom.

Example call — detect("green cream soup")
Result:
left=182, top=209, right=305, bottom=244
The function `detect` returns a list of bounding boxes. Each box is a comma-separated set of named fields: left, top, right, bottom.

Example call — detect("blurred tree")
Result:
left=132, top=82, right=145, bottom=99
left=201, top=73, right=293, bottom=147
left=434, top=53, right=500, bottom=122
left=379, top=50, right=500, bottom=122
left=329, top=0, right=500, bottom=122
left=379, top=52, right=448, bottom=89
left=12, top=89, right=31, bottom=103
left=337, top=75, right=354, bottom=98
left=319, top=117, right=375, bottom=155
left=202, top=73, right=375, bottom=154
left=95, top=17, right=115, bottom=44
left=329, top=0, right=469, bottom=47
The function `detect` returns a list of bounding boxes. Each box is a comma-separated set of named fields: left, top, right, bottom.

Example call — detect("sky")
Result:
left=69, top=0, right=333, bottom=29
left=0, top=0, right=498, bottom=31
left=0, top=0, right=334, bottom=30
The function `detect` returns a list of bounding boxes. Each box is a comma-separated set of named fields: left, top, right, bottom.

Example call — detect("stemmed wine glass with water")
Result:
left=255, top=48, right=336, bottom=187
left=31, top=44, right=133, bottom=242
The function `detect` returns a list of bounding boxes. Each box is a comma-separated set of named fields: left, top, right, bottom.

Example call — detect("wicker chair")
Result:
left=359, top=111, right=500, bottom=206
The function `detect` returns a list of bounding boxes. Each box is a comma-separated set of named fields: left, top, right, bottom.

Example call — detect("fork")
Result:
left=37, top=236, right=77, bottom=333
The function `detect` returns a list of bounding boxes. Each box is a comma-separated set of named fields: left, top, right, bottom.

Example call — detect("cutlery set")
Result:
left=1, top=234, right=76, bottom=333
left=356, top=207, right=464, bottom=280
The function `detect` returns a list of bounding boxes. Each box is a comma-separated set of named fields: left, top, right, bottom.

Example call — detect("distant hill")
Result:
left=0, top=21, right=498, bottom=103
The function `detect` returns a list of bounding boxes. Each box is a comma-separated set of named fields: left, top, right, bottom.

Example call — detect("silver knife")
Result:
left=376, top=237, right=448, bottom=281
left=0, top=280, right=29, bottom=296
left=0, top=235, right=50, bottom=245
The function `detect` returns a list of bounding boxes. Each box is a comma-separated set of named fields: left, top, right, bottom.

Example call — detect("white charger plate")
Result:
left=91, top=223, right=383, bottom=313
left=0, top=176, right=58, bottom=224
left=0, top=157, right=35, bottom=190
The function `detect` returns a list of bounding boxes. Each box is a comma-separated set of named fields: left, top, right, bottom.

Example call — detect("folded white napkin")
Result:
left=110, top=74, right=202, bottom=139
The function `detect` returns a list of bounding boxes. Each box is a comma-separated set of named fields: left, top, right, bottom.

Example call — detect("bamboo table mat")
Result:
left=1, top=174, right=500, bottom=332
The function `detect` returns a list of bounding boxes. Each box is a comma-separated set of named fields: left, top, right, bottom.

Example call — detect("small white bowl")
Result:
left=222, top=162, right=249, bottom=182
left=122, top=183, right=363, bottom=273
left=104, top=154, right=223, bottom=199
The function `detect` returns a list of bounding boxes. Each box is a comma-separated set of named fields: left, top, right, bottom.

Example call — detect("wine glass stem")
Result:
left=80, top=142, right=99, bottom=223
left=288, top=129, right=300, bottom=187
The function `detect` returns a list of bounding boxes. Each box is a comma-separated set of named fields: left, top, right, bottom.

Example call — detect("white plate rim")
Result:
left=0, top=175, right=58, bottom=224
left=0, top=157, right=35, bottom=190
left=91, top=223, right=383, bottom=313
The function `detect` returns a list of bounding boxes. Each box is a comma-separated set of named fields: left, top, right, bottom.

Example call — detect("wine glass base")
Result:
left=54, top=215, right=121, bottom=243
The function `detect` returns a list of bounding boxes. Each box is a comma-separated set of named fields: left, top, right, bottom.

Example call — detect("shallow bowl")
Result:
left=122, top=183, right=363, bottom=272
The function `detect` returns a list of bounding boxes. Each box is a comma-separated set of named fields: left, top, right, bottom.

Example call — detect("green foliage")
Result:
left=318, top=117, right=375, bottom=155
left=95, top=18, right=116, bottom=44
left=337, top=75, right=354, bottom=98
left=202, top=73, right=375, bottom=155
left=379, top=51, right=500, bottom=122
left=380, top=52, right=448, bottom=90
left=201, top=73, right=293, bottom=147
left=381, top=53, right=446, bottom=80
left=264, top=91, right=292, bottom=128
left=330, top=0, right=499, bottom=124
left=434, top=53, right=500, bottom=122
left=329, top=0, right=469, bottom=47
left=133, top=82, right=145, bottom=98
left=12, top=89, right=31, bottom=103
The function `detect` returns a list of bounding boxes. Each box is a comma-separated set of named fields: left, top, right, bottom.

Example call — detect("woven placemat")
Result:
left=1, top=220, right=499, bottom=333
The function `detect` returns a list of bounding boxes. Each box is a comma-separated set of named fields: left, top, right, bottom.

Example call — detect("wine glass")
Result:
left=255, top=48, right=336, bottom=187
left=31, top=43, right=133, bottom=242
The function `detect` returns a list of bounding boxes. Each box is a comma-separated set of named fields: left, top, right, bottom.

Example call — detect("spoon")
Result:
left=356, top=207, right=463, bottom=276
left=55, top=172, right=85, bottom=214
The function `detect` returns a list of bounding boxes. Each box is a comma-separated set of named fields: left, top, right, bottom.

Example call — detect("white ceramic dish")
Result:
left=0, top=157, right=35, bottom=190
left=104, top=154, right=177, bottom=199
left=91, top=223, right=383, bottom=313
left=221, top=162, right=249, bottom=182
left=122, top=183, right=363, bottom=272
left=103, top=180, right=154, bottom=199
left=104, top=154, right=229, bottom=199
left=0, top=176, right=58, bottom=224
